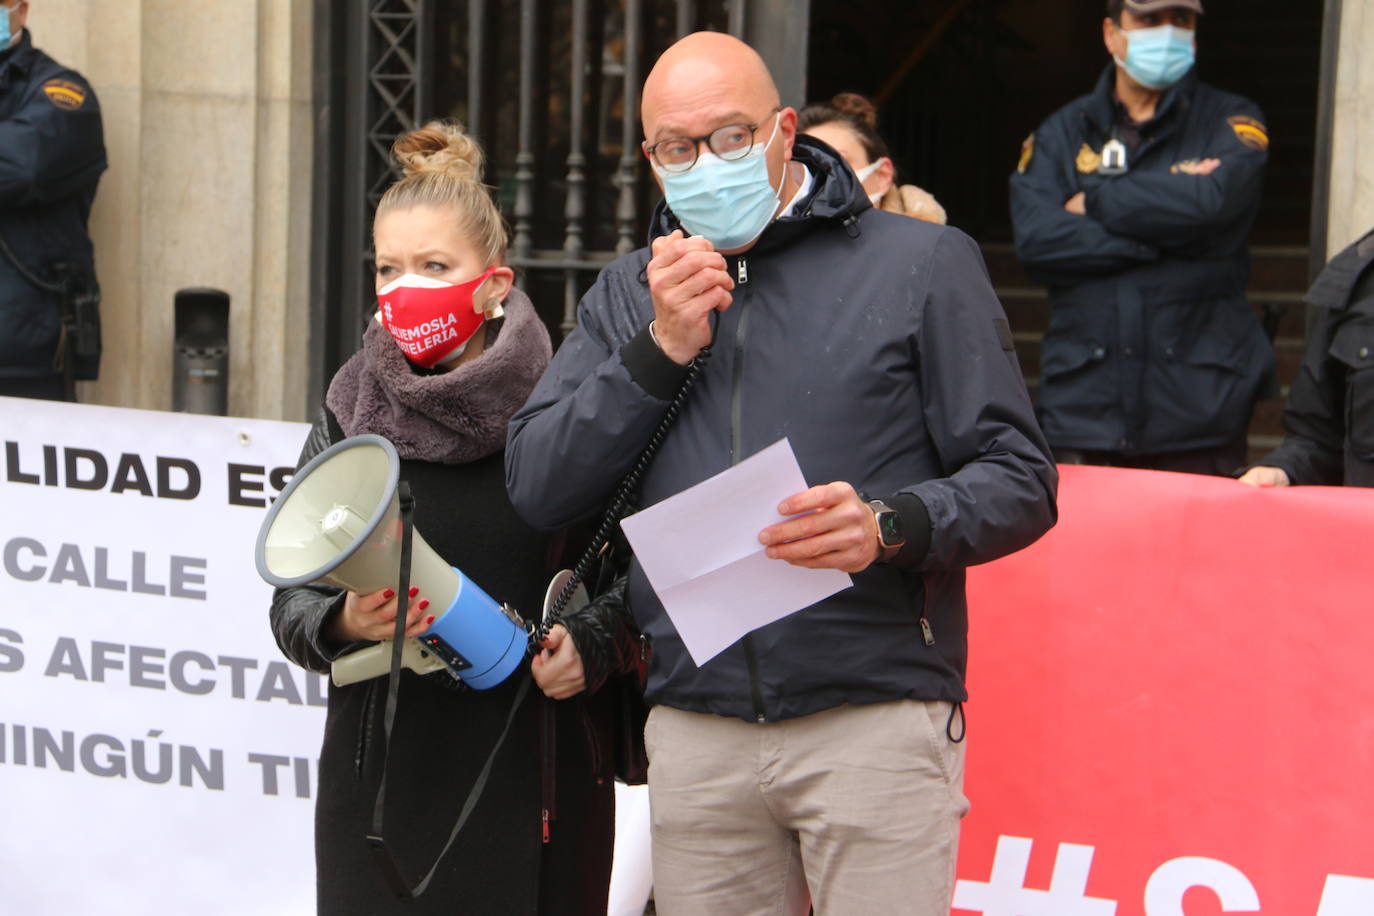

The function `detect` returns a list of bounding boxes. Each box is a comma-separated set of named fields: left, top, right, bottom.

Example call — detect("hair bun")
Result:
left=391, top=120, right=484, bottom=182
left=829, top=93, right=878, bottom=130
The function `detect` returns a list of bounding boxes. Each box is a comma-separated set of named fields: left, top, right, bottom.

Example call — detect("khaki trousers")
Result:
left=644, top=699, right=969, bottom=916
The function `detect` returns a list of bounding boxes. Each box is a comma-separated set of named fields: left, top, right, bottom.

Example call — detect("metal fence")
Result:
left=309, top=0, right=802, bottom=405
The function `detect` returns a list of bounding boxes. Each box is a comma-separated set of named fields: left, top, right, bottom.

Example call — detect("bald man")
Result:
left=508, top=32, right=1057, bottom=914
left=1, top=0, right=106, bottom=401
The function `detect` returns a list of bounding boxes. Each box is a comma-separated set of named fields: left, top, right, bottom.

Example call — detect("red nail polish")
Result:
left=425, top=615, right=435, bottom=625
left=408, top=586, right=419, bottom=598
left=418, top=599, right=430, bottom=611
left=383, top=589, right=395, bottom=599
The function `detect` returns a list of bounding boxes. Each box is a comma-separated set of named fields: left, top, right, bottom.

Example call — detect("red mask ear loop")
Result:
left=471, top=266, right=502, bottom=319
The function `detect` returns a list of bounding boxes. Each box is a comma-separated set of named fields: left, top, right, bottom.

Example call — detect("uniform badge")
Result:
left=1098, top=138, right=1128, bottom=175
left=41, top=78, right=87, bottom=111
left=1075, top=143, right=1101, bottom=174
left=1017, top=133, right=1034, bottom=174
left=1227, top=115, right=1269, bottom=151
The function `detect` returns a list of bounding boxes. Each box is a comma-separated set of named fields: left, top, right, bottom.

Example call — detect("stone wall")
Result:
left=27, top=0, right=314, bottom=420
left=1327, top=0, right=1374, bottom=255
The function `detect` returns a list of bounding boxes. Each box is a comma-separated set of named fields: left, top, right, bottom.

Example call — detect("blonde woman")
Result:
left=270, top=122, right=630, bottom=915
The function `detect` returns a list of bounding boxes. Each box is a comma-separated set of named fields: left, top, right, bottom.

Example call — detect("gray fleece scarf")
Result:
left=325, top=287, right=551, bottom=465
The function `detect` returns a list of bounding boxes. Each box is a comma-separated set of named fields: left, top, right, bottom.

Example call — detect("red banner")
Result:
left=957, top=466, right=1374, bottom=916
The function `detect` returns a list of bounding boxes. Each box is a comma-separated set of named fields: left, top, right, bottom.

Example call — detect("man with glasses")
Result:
left=0, top=0, right=107, bottom=401
left=507, top=31, right=1057, bottom=914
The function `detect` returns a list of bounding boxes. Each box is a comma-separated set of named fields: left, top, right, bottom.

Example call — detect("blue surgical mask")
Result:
left=655, top=113, right=783, bottom=251
left=0, top=5, right=12, bottom=48
left=1116, top=25, right=1195, bottom=91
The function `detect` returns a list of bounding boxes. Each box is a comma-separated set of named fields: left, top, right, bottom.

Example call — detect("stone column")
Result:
left=1327, top=0, right=1374, bottom=254
left=26, top=0, right=314, bottom=420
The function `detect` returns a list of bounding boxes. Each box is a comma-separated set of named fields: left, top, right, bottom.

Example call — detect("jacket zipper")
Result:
left=540, top=698, right=556, bottom=843
left=915, top=577, right=934, bottom=646
left=731, top=256, right=768, bottom=723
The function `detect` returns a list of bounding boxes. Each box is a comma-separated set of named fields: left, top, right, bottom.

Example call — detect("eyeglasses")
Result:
left=645, top=109, right=781, bottom=174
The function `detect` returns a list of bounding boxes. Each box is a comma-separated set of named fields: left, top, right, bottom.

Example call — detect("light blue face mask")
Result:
left=656, top=113, right=783, bottom=251
left=1117, top=25, right=1196, bottom=91
left=0, top=5, right=12, bottom=48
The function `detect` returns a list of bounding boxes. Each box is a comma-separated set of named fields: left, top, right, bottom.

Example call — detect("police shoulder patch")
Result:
left=1227, top=115, right=1268, bottom=151
left=41, top=78, right=88, bottom=111
left=1017, top=133, right=1034, bottom=174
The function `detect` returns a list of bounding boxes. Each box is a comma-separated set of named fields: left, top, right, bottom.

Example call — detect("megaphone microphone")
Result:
left=255, top=434, right=528, bottom=688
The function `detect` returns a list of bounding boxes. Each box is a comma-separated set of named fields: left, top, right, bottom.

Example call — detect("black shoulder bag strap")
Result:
left=365, top=331, right=712, bottom=900
left=532, top=338, right=713, bottom=641
left=364, top=481, right=533, bottom=901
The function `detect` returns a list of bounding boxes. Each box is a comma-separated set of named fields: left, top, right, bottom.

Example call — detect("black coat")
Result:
left=1010, top=66, right=1274, bottom=454
left=1258, top=230, right=1374, bottom=486
left=507, top=136, right=1058, bottom=724
left=271, top=409, right=616, bottom=915
left=0, top=30, right=106, bottom=381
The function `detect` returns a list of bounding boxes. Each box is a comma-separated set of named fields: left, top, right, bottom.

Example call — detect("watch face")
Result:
left=877, top=509, right=904, bottom=547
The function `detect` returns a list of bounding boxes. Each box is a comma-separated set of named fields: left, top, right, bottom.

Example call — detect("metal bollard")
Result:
left=172, top=288, right=230, bottom=415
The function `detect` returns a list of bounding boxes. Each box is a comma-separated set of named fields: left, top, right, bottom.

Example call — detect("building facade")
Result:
left=30, top=0, right=1369, bottom=430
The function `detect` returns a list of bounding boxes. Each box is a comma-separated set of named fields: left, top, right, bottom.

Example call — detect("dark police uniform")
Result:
left=1010, top=65, right=1274, bottom=473
left=1255, top=230, right=1374, bottom=487
left=0, top=29, right=106, bottom=400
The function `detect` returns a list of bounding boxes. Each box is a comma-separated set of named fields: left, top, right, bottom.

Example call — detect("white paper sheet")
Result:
left=619, top=438, right=853, bottom=665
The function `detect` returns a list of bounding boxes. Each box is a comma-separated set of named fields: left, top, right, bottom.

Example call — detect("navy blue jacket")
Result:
left=1259, top=229, right=1374, bottom=487
left=1010, top=66, right=1274, bottom=454
left=507, top=137, right=1057, bottom=723
left=0, top=31, right=106, bottom=380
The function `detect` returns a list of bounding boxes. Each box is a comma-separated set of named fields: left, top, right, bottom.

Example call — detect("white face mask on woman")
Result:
left=853, top=158, right=887, bottom=206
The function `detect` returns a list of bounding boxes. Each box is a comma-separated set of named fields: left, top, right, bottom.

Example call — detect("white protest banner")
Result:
left=0, top=396, right=317, bottom=914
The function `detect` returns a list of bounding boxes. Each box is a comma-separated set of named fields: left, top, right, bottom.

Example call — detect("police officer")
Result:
left=1010, top=0, right=1274, bottom=475
left=1239, top=229, right=1374, bottom=488
left=0, top=0, right=106, bottom=401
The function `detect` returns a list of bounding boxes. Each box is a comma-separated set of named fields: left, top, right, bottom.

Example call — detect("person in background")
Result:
left=1009, top=0, right=1273, bottom=476
left=506, top=31, right=1057, bottom=916
left=0, top=0, right=106, bottom=401
left=1239, top=227, right=1374, bottom=488
left=798, top=91, right=946, bottom=224
left=269, top=121, right=634, bottom=915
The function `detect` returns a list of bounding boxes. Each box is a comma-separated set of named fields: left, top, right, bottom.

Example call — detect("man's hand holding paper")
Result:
left=618, top=439, right=853, bottom=666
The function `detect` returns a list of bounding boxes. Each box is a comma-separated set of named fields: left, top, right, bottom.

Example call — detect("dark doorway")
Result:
left=807, top=0, right=1325, bottom=456
left=806, top=0, right=1321, bottom=246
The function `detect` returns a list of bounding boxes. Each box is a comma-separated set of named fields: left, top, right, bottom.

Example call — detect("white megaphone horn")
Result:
left=254, top=434, right=528, bottom=688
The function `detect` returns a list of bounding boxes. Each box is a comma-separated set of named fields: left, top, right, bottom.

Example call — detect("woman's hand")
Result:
left=327, top=586, right=435, bottom=643
left=1237, top=466, right=1291, bottom=488
left=531, top=624, right=586, bottom=699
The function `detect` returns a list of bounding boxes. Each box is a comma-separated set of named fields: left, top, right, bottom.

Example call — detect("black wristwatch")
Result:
left=867, top=498, right=905, bottom=562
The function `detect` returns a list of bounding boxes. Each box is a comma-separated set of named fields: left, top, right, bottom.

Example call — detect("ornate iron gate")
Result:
left=309, top=0, right=809, bottom=406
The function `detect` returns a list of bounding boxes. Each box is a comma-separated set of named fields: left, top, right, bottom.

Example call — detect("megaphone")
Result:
left=254, top=434, right=528, bottom=689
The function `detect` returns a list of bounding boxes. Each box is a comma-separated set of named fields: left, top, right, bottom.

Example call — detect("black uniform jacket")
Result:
left=507, top=136, right=1058, bottom=724
left=0, top=30, right=106, bottom=380
left=1010, top=65, right=1274, bottom=455
left=1259, top=230, right=1374, bottom=487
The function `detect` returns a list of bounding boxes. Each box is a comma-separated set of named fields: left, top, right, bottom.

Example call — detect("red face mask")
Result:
left=376, top=266, right=498, bottom=368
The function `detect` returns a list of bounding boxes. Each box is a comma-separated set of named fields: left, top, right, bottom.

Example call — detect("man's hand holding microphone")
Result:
left=645, top=229, right=734, bottom=365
